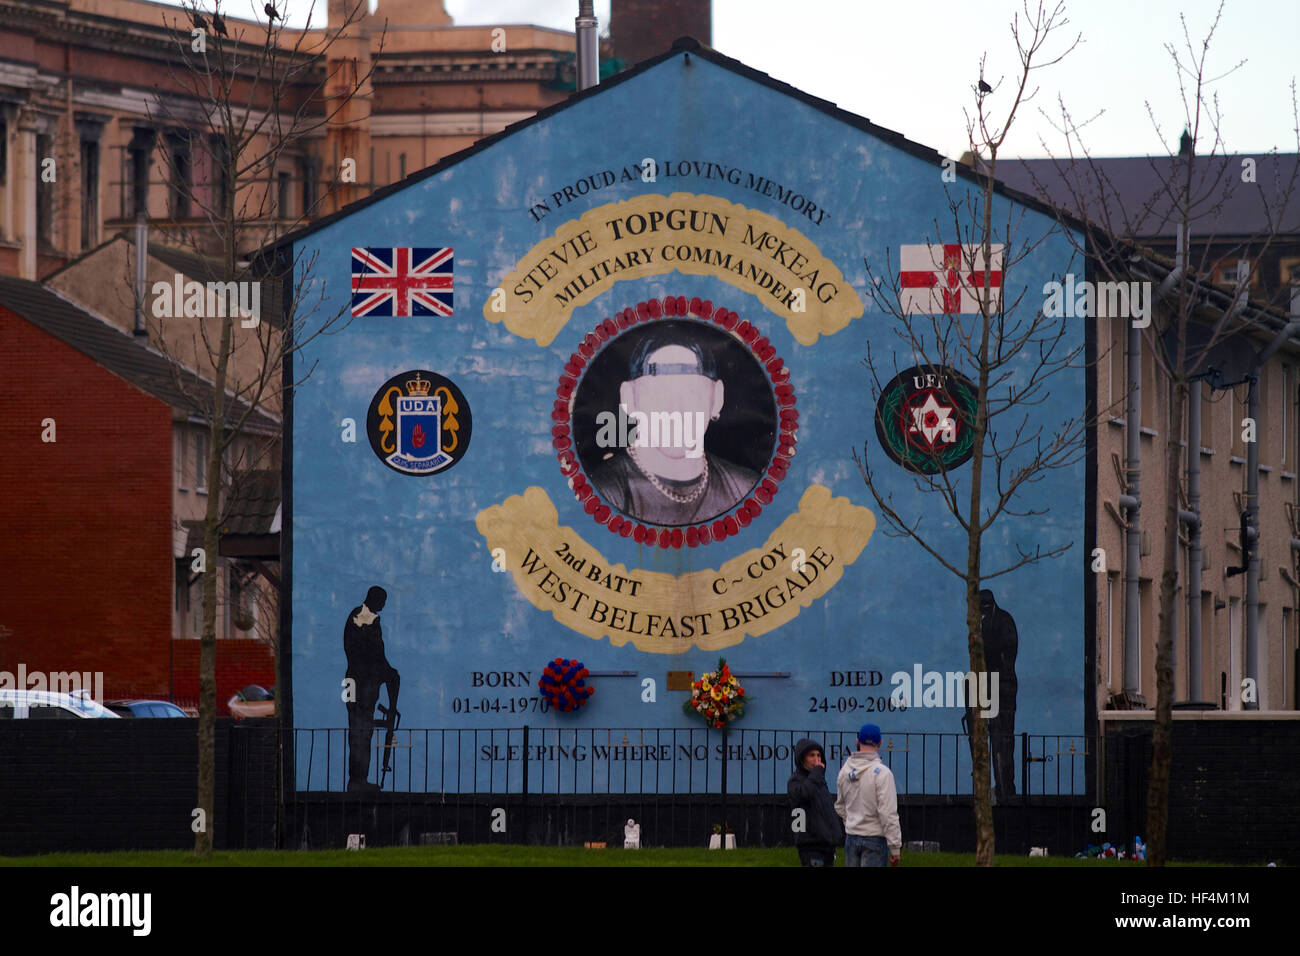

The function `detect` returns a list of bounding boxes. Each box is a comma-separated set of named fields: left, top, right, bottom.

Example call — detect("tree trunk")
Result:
left=967, top=572, right=994, bottom=865
left=968, top=218, right=995, bottom=865
left=1147, top=375, right=1186, bottom=865
left=196, top=310, right=235, bottom=857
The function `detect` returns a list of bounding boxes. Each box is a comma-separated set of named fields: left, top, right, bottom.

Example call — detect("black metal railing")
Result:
left=292, top=725, right=1092, bottom=797
left=281, top=725, right=1094, bottom=851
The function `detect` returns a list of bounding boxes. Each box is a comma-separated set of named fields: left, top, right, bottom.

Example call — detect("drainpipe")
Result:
left=575, top=1, right=599, bottom=91
left=1172, top=212, right=1198, bottom=703
left=1183, top=378, right=1202, bottom=700
left=134, top=212, right=148, bottom=338
left=1123, top=313, right=1142, bottom=697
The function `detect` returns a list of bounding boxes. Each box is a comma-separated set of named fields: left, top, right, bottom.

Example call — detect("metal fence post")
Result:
left=1020, top=731, right=1028, bottom=799
left=521, top=724, right=530, bottom=845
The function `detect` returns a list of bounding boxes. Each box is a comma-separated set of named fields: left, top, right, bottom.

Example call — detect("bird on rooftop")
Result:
left=264, top=2, right=280, bottom=20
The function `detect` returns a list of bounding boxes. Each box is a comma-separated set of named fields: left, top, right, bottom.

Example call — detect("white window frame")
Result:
left=195, top=429, right=208, bottom=494
left=175, top=427, right=187, bottom=490
left=190, top=577, right=203, bottom=637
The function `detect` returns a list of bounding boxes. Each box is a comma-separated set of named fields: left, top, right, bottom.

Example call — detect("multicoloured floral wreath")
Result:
left=683, top=658, right=748, bottom=729
left=538, top=657, right=595, bottom=712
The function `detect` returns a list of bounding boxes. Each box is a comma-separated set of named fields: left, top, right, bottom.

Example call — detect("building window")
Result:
left=221, top=439, right=233, bottom=490
left=190, top=578, right=204, bottom=637
left=167, top=132, right=192, bottom=220
left=35, top=133, right=54, bottom=248
left=195, top=430, right=208, bottom=493
left=80, top=139, right=99, bottom=248
left=127, top=128, right=154, bottom=218
left=300, top=157, right=317, bottom=218
left=209, top=135, right=230, bottom=216
left=1200, top=380, right=1214, bottom=451
left=1219, top=259, right=1254, bottom=287
left=175, top=427, right=188, bottom=490
left=1106, top=573, right=1115, bottom=688
left=1228, top=596, right=1242, bottom=709
left=1140, top=341, right=1156, bottom=431
left=1230, top=387, right=1238, bottom=455
left=1258, top=364, right=1270, bottom=466
left=175, top=558, right=187, bottom=618
left=1258, top=603, right=1268, bottom=709
left=1104, top=318, right=1116, bottom=413
left=277, top=170, right=291, bottom=220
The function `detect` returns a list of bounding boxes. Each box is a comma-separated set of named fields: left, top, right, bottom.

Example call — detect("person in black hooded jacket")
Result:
left=787, top=738, right=844, bottom=866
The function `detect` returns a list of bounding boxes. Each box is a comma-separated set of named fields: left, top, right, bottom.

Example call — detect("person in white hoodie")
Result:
left=835, top=723, right=902, bottom=867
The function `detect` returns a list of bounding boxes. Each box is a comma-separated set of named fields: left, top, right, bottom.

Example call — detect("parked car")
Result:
left=0, top=688, right=120, bottom=719
left=227, top=684, right=275, bottom=719
left=106, top=699, right=189, bottom=718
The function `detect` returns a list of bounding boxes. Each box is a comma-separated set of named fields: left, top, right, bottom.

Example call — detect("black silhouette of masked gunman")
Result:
left=344, top=586, right=400, bottom=792
left=962, top=589, right=1019, bottom=801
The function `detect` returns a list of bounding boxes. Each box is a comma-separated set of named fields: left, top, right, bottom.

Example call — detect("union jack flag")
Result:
left=351, top=247, right=454, bottom=317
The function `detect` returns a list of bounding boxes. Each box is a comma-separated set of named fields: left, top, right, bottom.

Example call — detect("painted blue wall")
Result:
left=288, top=54, right=1088, bottom=794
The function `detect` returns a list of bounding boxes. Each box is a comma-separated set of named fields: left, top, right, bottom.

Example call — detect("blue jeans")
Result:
left=845, top=834, right=889, bottom=867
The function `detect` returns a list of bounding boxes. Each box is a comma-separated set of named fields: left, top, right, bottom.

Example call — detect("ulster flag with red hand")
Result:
left=898, top=242, right=1003, bottom=315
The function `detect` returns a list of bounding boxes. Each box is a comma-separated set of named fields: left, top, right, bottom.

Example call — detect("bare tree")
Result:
left=1019, top=0, right=1300, bottom=865
left=142, top=0, right=384, bottom=856
left=854, top=1, right=1085, bottom=866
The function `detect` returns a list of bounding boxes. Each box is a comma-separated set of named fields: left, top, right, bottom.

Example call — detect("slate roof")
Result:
left=44, top=233, right=286, bottom=329
left=181, top=468, right=280, bottom=557
left=220, top=469, right=281, bottom=537
left=147, top=238, right=286, bottom=330
left=0, top=273, right=279, bottom=432
left=994, top=154, right=1300, bottom=240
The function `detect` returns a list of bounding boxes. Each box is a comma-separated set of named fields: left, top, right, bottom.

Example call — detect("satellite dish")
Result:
left=1160, top=324, right=1258, bottom=385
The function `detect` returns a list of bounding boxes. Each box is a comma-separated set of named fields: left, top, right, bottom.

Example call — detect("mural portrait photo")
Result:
left=573, top=318, right=776, bottom=527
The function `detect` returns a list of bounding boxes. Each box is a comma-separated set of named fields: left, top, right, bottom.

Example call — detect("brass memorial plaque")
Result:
left=666, top=670, right=695, bottom=691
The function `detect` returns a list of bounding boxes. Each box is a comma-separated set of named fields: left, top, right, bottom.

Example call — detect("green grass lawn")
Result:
left=0, top=846, right=1235, bottom=866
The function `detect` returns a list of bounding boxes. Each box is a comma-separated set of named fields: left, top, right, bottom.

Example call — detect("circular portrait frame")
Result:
left=551, top=296, right=798, bottom=549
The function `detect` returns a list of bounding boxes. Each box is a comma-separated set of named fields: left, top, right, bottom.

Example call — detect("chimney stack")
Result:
left=611, top=0, right=711, bottom=66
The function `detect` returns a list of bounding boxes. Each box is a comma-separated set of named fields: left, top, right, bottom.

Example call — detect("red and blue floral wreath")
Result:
left=538, top=657, right=595, bottom=712
left=551, top=296, right=798, bottom=549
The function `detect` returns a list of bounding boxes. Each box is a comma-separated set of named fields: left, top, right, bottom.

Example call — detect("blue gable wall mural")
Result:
left=279, top=41, right=1090, bottom=795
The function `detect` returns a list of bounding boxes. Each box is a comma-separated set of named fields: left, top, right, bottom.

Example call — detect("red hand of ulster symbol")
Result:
left=412, top=424, right=426, bottom=449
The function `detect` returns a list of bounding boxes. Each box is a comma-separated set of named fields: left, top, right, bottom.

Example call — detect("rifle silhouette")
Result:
left=376, top=676, right=400, bottom=790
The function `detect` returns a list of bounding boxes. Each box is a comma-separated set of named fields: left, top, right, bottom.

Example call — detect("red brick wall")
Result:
left=170, top=639, right=276, bottom=715
left=0, top=307, right=173, bottom=699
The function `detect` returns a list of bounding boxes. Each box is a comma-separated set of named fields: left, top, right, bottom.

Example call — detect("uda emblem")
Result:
left=367, top=370, right=471, bottom=475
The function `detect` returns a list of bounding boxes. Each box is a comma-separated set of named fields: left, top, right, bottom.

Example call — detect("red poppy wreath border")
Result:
left=551, top=295, right=798, bottom=549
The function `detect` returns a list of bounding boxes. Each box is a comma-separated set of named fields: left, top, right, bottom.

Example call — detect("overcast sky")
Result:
left=203, top=0, right=1299, bottom=158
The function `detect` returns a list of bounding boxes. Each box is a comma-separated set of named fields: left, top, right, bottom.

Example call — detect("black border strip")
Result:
left=1084, top=235, right=1100, bottom=801
left=278, top=244, right=296, bottom=808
